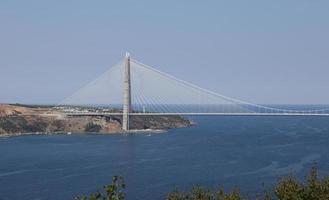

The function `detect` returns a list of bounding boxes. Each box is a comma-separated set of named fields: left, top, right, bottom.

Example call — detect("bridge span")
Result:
left=58, top=53, right=329, bottom=130
left=67, top=112, right=329, bottom=117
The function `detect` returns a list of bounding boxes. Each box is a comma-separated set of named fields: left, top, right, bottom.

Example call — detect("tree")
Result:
left=84, top=122, right=102, bottom=132
left=275, top=175, right=303, bottom=200
left=75, top=176, right=125, bottom=200
left=76, top=166, right=329, bottom=200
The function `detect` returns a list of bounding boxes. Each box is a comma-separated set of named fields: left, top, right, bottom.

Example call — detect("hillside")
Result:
left=0, top=104, right=191, bottom=136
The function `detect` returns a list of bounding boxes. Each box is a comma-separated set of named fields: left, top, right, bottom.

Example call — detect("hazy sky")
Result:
left=1, top=0, right=329, bottom=104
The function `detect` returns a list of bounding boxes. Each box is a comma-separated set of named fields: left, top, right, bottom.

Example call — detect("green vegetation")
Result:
left=75, top=176, right=125, bottom=200
left=84, top=122, right=102, bottom=132
left=167, top=165, right=329, bottom=200
left=166, top=187, right=247, bottom=200
left=275, top=166, right=329, bottom=200
left=76, top=165, right=329, bottom=200
left=0, top=115, right=47, bottom=133
left=9, top=103, right=54, bottom=108
left=130, top=115, right=191, bottom=130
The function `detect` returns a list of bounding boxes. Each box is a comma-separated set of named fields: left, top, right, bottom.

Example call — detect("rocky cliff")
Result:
left=0, top=104, right=191, bottom=136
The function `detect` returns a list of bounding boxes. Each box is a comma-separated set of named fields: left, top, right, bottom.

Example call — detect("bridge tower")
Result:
left=122, top=52, right=131, bottom=130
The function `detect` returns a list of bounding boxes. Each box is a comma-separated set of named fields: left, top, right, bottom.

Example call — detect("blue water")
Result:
left=1, top=116, right=329, bottom=200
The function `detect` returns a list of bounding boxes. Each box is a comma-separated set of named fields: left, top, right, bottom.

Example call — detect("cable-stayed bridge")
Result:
left=58, top=53, right=329, bottom=130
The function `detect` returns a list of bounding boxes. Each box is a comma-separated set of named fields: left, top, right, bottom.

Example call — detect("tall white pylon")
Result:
left=57, top=54, right=329, bottom=117
left=122, top=52, right=131, bottom=131
left=122, top=52, right=131, bottom=130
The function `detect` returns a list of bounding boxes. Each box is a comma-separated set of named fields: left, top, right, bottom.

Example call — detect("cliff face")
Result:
left=0, top=104, right=191, bottom=136
left=130, top=115, right=191, bottom=129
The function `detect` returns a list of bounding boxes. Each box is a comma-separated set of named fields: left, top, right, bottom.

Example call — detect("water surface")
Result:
left=1, top=116, right=329, bottom=199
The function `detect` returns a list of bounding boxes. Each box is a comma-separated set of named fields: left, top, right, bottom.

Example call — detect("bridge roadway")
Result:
left=66, top=112, right=329, bottom=116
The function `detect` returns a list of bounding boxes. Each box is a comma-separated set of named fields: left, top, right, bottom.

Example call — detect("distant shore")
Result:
left=0, top=129, right=167, bottom=138
left=0, top=104, right=191, bottom=136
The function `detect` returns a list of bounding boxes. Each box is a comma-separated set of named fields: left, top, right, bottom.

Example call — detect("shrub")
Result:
left=75, top=176, right=125, bottom=200
left=0, top=116, right=47, bottom=133
left=76, top=165, right=329, bottom=200
left=84, top=122, right=102, bottom=132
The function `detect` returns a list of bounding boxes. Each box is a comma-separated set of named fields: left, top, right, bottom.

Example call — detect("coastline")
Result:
left=0, top=128, right=169, bottom=138
left=0, top=104, right=192, bottom=137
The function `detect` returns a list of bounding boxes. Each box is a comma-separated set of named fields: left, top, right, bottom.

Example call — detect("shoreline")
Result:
left=0, top=128, right=168, bottom=138
left=0, top=104, right=192, bottom=137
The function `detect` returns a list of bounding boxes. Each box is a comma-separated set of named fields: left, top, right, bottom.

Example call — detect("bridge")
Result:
left=58, top=53, right=329, bottom=130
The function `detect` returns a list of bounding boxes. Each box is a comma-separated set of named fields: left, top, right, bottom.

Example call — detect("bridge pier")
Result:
left=122, top=52, right=131, bottom=131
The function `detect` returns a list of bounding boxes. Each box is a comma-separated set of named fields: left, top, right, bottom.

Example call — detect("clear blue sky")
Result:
left=1, top=0, right=328, bottom=104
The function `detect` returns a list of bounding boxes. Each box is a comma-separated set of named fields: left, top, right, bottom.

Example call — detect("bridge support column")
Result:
left=122, top=52, right=131, bottom=131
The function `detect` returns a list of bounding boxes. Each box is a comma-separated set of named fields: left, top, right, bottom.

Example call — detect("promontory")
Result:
left=0, top=104, right=191, bottom=136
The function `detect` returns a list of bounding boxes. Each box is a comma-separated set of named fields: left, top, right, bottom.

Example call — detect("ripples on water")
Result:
left=1, top=116, right=329, bottom=200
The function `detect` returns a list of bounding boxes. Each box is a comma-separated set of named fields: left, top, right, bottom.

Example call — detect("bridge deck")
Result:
left=66, top=112, right=329, bottom=116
